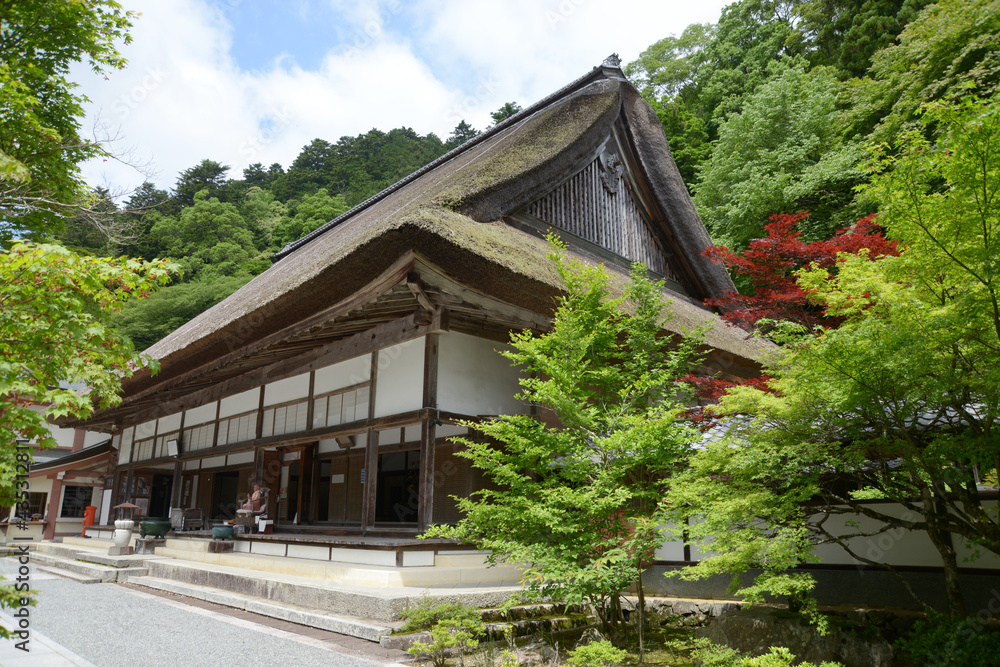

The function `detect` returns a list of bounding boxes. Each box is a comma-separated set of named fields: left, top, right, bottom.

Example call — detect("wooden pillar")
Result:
left=299, top=444, right=314, bottom=523
left=419, top=333, right=439, bottom=531
left=362, top=429, right=379, bottom=529
left=43, top=475, right=63, bottom=540
left=168, top=460, right=183, bottom=509
left=253, top=447, right=265, bottom=487
left=168, top=410, right=185, bottom=511
left=361, top=351, right=379, bottom=530
left=122, top=469, right=134, bottom=518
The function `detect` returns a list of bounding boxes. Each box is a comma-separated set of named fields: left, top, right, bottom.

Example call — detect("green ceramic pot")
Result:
left=139, top=517, right=171, bottom=539
left=211, top=524, right=235, bottom=541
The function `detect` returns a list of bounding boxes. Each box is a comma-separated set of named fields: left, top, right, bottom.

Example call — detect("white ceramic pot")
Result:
left=112, top=518, right=133, bottom=547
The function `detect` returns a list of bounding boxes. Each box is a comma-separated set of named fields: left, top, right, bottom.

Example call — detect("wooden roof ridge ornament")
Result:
left=599, top=149, right=624, bottom=195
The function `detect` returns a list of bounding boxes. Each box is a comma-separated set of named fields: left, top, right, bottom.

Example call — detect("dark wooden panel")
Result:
left=524, top=154, right=678, bottom=281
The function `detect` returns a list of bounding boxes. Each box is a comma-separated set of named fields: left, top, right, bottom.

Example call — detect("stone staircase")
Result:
left=17, top=535, right=521, bottom=642
left=129, top=536, right=519, bottom=642
left=26, top=538, right=154, bottom=584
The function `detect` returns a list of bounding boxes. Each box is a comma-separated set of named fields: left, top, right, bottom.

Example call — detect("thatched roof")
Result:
left=74, top=60, right=770, bottom=430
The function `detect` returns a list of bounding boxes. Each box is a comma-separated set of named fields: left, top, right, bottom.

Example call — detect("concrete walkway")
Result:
left=0, top=609, right=96, bottom=667
left=0, top=558, right=407, bottom=667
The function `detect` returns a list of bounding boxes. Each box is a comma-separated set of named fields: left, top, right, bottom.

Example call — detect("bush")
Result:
left=896, top=613, right=1000, bottom=667
left=567, top=640, right=628, bottom=667
left=691, top=639, right=842, bottom=667
left=400, top=597, right=482, bottom=633
left=407, top=616, right=485, bottom=667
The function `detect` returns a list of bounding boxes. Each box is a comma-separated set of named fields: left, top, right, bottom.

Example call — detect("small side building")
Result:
left=1, top=414, right=111, bottom=543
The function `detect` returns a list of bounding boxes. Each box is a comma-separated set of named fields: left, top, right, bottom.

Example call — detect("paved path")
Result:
left=0, top=558, right=407, bottom=667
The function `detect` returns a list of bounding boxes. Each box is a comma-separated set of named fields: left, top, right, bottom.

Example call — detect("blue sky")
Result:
left=77, top=0, right=733, bottom=195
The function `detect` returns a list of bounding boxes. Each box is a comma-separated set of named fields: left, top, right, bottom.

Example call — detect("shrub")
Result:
left=400, top=597, right=482, bottom=633
left=567, top=640, right=628, bottom=666
left=407, top=616, right=485, bottom=667
left=691, top=639, right=842, bottom=667
left=896, top=613, right=1000, bottom=667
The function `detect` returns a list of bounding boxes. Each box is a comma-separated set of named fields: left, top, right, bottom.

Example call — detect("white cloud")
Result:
left=77, top=0, right=731, bottom=197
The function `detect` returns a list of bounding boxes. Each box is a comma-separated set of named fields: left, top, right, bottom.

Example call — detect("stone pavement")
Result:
left=0, top=609, right=96, bottom=667
left=0, top=557, right=408, bottom=667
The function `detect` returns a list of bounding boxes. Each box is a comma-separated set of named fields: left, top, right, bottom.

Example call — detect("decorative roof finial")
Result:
left=602, top=53, right=621, bottom=69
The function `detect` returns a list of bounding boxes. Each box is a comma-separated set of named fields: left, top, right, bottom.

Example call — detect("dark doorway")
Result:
left=210, top=471, right=240, bottom=520
left=316, top=460, right=331, bottom=522
left=149, top=473, right=173, bottom=518
left=375, top=450, right=419, bottom=523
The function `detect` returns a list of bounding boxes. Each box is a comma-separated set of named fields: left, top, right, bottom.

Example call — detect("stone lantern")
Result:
left=110, top=502, right=139, bottom=556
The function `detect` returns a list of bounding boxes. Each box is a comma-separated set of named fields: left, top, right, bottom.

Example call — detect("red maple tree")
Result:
left=704, top=212, right=899, bottom=332
left=681, top=212, right=898, bottom=424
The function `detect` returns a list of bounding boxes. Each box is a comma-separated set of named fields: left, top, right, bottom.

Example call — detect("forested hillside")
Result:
left=626, top=0, right=999, bottom=250
left=59, top=122, right=482, bottom=349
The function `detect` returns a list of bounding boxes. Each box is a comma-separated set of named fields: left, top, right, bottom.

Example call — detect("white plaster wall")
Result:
left=158, top=412, right=182, bottom=434
left=677, top=502, right=1000, bottom=570
left=219, top=388, right=260, bottom=419
left=227, top=451, right=254, bottom=466
left=654, top=540, right=686, bottom=562
left=315, top=355, right=371, bottom=394
left=373, top=338, right=425, bottom=418
left=956, top=500, right=1000, bottom=568
left=810, top=504, right=941, bottom=567
left=201, top=455, right=226, bottom=469
left=184, top=402, right=217, bottom=426
left=100, top=489, right=112, bottom=524
left=83, top=431, right=106, bottom=447
left=118, top=427, right=134, bottom=465
left=264, top=373, right=310, bottom=407
left=134, top=419, right=157, bottom=441
left=49, top=424, right=76, bottom=449
left=811, top=501, right=1000, bottom=569
left=437, top=332, right=525, bottom=417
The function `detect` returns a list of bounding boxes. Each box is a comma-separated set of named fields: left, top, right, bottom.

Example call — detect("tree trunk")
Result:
left=924, top=489, right=966, bottom=616
left=636, top=571, right=646, bottom=663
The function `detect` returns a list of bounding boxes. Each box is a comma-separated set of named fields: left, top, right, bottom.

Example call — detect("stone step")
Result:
left=35, top=541, right=98, bottom=558
left=163, top=537, right=214, bottom=553
left=151, top=542, right=520, bottom=588
left=27, top=551, right=148, bottom=583
left=63, top=535, right=120, bottom=549
left=36, top=565, right=102, bottom=585
left=142, top=557, right=516, bottom=624
left=34, top=541, right=160, bottom=569
left=128, top=576, right=399, bottom=642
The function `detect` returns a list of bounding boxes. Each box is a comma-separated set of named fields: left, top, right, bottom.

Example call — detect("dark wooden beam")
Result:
left=419, top=333, right=439, bottom=531
left=120, top=309, right=449, bottom=427
left=361, top=352, right=379, bottom=530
